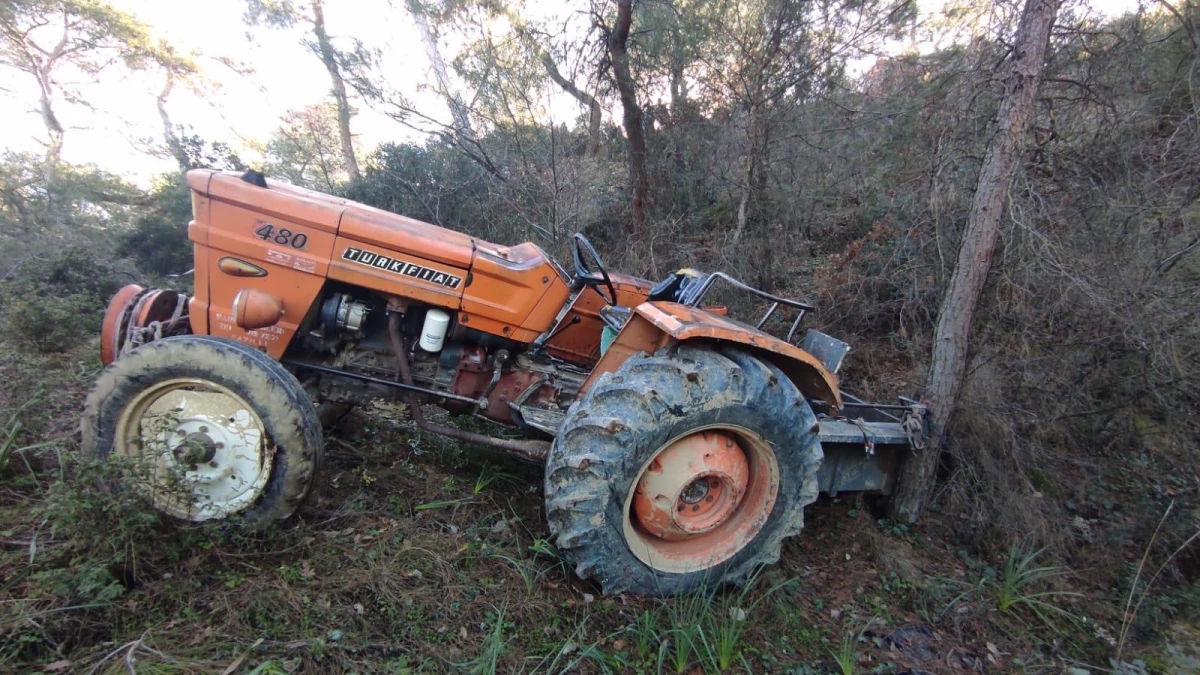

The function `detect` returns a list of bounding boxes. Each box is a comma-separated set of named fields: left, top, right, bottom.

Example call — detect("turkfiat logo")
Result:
left=341, top=247, right=463, bottom=289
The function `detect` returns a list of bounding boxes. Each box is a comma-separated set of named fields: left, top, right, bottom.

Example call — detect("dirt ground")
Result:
left=0, top=340, right=1196, bottom=674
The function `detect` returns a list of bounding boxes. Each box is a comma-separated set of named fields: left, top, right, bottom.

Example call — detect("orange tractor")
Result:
left=83, top=169, right=925, bottom=596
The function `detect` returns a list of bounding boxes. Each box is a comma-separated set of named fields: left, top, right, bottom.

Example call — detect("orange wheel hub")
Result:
left=633, top=431, right=749, bottom=541
left=623, top=427, right=780, bottom=573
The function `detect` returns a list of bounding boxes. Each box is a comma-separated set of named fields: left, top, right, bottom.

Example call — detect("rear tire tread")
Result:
left=545, top=345, right=822, bottom=597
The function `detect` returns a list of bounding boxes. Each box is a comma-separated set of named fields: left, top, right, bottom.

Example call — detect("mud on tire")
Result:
left=545, top=345, right=823, bottom=597
left=81, top=335, right=323, bottom=527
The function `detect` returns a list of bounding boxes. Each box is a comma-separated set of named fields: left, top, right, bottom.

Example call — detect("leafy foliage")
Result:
left=0, top=246, right=123, bottom=352
left=119, top=173, right=194, bottom=278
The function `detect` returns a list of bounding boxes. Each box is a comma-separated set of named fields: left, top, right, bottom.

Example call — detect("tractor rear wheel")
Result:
left=81, top=335, right=323, bottom=527
left=545, top=345, right=822, bottom=596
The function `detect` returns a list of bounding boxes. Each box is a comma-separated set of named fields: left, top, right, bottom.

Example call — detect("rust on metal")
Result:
left=388, top=313, right=550, bottom=462
left=634, top=302, right=843, bottom=410
left=622, top=426, right=780, bottom=573
left=100, top=284, right=145, bottom=366
left=633, top=430, right=749, bottom=541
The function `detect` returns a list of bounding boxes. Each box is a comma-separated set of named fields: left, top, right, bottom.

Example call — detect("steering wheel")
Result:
left=570, top=233, right=618, bottom=306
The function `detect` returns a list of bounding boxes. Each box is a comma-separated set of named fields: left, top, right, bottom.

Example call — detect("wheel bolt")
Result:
left=200, top=426, right=209, bottom=433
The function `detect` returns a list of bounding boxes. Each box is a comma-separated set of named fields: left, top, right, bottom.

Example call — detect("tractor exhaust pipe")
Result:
left=388, top=312, right=550, bottom=463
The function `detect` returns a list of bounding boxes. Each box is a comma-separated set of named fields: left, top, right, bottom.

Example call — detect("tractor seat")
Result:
left=647, top=268, right=709, bottom=304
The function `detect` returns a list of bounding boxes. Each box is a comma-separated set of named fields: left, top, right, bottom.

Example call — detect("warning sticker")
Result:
left=266, top=249, right=293, bottom=266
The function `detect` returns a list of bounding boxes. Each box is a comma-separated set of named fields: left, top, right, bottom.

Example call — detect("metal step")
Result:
left=515, top=405, right=912, bottom=449
left=515, top=405, right=567, bottom=435
left=817, top=419, right=911, bottom=447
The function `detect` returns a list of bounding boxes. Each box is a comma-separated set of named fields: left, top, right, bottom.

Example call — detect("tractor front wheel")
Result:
left=545, top=346, right=822, bottom=596
left=81, top=335, right=323, bottom=527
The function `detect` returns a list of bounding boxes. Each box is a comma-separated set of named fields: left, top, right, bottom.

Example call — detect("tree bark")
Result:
left=157, top=72, right=192, bottom=171
left=309, top=0, right=359, bottom=180
left=406, top=0, right=474, bottom=138
left=889, top=0, right=1061, bottom=523
left=732, top=106, right=762, bottom=244
left=607, top=0, right=648, bottom=232
left=539, top=52, right=602, bottom=156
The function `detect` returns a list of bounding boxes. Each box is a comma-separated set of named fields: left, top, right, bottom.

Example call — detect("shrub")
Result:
left=4, top=294, right=96, bottom=353
left=0, top=245, right=124, bottom=352
left=119, top=172, right=194, bottom=277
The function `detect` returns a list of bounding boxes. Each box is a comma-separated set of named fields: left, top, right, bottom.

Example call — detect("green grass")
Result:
left=456, top=605, right=511, bottom=675
left=829, top=628, right=860, bottom=675
left=993, top=542, right=1082, bottom=630
left=627, top=608, right=661, bottom=663
left=413, top=497, right=472, bottom=512
left=0, top=336, right=1181, bottom=672
left=490, top=553, right=541, bottom=595
left=659, top=586, right=712, bottom=673
left=697, top=571, right=790, bottom=673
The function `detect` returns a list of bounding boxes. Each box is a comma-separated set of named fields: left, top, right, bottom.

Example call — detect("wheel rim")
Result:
left=113, top=378, right=273, bottom=521
left=623, top=426, right=780, bottom=573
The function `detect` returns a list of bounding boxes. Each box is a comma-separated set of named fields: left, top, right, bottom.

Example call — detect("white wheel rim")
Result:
left=114, top=378, right=273, bottom=521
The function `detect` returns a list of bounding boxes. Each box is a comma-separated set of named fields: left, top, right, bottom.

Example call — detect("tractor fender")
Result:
left=634, top=302, right=842, bottom=411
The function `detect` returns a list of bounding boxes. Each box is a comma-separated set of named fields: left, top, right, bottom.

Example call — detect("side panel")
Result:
left=461, top=242, right=568, bottom=339
left=577, top=313, right=676, bottom=385
left=187, top=179, right=212, bottom=335
left=327, top=237, right=467, bottom=308
left=205, top=170, right=346, bottom=233
left=338, top=204, right=475, bottom=268
left=196, top=194, right=337, bottom=358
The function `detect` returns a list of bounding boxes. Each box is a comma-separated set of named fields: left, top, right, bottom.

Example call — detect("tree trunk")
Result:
left=309, top=0, right=359, bottom=181
left=406, top=0, right=474, bottom=137
left=732, top=106, right=761, bottom=244
left=539, top=52, right=602, bottom=156
left=608, top=0, right=648, bottom=233
left=33, top=64, right=63, bottom=190
left=889, top=0, right=1061, bottom=523
left=157, top=72, right=192, bottom=171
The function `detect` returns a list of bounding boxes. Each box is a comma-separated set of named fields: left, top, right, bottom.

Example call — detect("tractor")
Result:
left=82, top=169, right=925, bottom=597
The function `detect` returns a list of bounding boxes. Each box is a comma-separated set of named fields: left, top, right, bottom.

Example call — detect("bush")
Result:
left=0, top=246, right=124, bottom=352
left=119, top=172, right=194, bottom=277
left=4, top=294, right=97, bottom=353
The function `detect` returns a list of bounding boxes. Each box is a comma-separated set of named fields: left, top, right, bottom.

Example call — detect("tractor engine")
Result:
left=290, top=287, right=586, bottom=435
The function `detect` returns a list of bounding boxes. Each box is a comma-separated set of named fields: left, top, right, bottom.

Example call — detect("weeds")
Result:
left=0, top=394, right=57, bottom=479
left=627, top=608, right=661, bottom=662
left=1116, top=500, right=1200, bottom=661
left=659, top=586, right=712, bottom=673
left=413, top=497, right=470, bottom=512
left=649, top=571, right=789, bottom=674
left=470, top=466, right=518, bottom=495
left=698, top=571, right=791, bottom=673
left=829, top=628, right=860, bottom=675
left=0, top=407, right=21, bottom=472
left=993, top=541, right=1082, bottom=630
left=457, top=605, right=510, bottom=675
left=490, top=553, right=540, bottom=595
